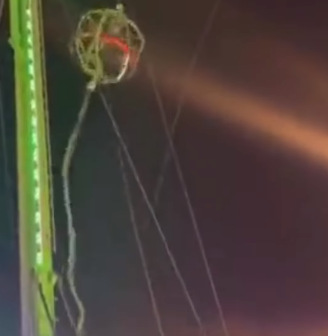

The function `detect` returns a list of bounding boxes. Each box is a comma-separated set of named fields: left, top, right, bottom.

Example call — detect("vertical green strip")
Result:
left=26, top=7, right=43, bottom=268
left=9, top=0, right=55, bottom=334
left=9, top=0, right=36, bottom=334
left=30, top=0, right=56, bottom=333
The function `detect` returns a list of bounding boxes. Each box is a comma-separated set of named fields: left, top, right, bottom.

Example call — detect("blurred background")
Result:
left=2, top=0, right=328, bottom=335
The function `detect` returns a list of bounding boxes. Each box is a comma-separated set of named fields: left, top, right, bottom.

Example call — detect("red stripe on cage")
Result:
left=100, top=33, right=139, bottom=73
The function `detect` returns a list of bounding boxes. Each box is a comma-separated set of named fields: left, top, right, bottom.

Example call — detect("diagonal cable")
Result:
left=151, top=0, right=221, bottom=215
left=118, top=147, right=166, bottom=336
left=147, top=64, right=230, bottom=336
left=100, top=91, right=207, bottom=336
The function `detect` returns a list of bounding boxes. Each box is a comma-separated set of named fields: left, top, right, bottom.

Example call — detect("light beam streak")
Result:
left=149, top=56, right=328, bottom=170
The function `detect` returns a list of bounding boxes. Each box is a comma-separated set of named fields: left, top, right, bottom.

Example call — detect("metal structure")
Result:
left=9, top=0, right=56, bottom=335
left=9, top=0, right=144, bottom=335
left=71, top=4, right=145, bottom=86
left=60, top=6, right=145, bottom=335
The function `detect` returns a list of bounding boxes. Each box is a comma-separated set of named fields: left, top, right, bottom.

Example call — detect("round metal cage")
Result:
left=71, top=5, right=145, bottom=86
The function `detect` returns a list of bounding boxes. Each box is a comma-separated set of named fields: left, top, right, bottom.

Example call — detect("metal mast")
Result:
left=9, top=0, right=56, bottom=335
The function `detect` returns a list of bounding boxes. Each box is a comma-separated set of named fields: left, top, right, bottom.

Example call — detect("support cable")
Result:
left=118, top=147, right=166, bottom=336
left=147, top=65, right=230, bottom=336
left=58, top=274, right=77, bottom=331
left=100, top=91, right=207, bottom=336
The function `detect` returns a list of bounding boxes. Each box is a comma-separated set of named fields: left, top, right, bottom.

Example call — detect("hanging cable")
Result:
left=47, top=0, right=82, bottom=322
left=58, top=274, right=77, bottom=331
left=147, top=65, right=230, bottom=336
left=118, top=147, right=166, bottom=336
left=62, top=86, right=93, bottom=336
left=100, top=91, right=207, bottom=336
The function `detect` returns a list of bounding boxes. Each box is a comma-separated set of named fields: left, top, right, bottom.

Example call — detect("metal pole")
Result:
left=9, top=0, right=56, bottom=335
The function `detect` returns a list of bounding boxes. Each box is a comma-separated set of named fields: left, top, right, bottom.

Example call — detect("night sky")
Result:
left=2, top=0, right=328, bottom=335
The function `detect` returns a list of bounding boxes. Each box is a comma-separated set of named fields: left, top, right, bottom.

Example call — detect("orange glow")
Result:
left=147, top=55, right=328, bottom=169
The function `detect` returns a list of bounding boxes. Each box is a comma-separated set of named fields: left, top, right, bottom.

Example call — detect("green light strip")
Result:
left=26, top=7, right=43, bottom=267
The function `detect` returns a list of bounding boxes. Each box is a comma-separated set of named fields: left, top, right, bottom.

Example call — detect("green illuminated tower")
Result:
left=9, top=0, right=56, bottom=335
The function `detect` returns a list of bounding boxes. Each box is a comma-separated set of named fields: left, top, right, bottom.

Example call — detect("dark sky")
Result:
left=3, top=0, right=328, bottom=335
